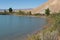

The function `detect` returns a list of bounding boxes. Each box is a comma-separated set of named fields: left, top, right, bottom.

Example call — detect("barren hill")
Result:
left=32, top=0, right=60, bottom=14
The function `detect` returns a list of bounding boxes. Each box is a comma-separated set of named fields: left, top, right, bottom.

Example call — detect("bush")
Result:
left=34, top=13, right=41, bottom=16
left=18, top=10, right=26, bottom=15
left=0, top=12, right=9, bottom=15
left=27, top=11, right=32, bottom=15
left=45, top=8, right=50, bottom=16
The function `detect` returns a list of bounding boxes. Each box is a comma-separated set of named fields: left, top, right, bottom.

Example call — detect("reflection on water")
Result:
left=0, top=15, right=47, bottom=40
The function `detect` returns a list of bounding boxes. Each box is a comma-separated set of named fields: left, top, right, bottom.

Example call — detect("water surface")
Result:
left=0, top=15, right=47, bottom=40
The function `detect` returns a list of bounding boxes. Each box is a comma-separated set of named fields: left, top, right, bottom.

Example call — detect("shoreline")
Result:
left=13, top=14, right=46, bottom=18
left=0, top=14, right=47, bottom=40
left=13, top=15, right=47, bottom=40
left=27, top=16, right=51, bottom=40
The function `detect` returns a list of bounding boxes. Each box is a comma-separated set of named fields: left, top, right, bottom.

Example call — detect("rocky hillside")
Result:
left=32, top=0, right=60, bottom=14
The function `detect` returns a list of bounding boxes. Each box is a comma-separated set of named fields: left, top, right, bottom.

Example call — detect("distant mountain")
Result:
left=32, top=0, right=60, bottom=14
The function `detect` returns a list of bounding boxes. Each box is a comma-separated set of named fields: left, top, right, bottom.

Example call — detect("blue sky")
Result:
left=0, top=0, right=47, bottom=9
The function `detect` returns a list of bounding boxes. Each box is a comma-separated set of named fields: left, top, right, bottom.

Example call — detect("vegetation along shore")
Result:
left=27, top=13, right=60, bottom=40
left=0, top=8, right=49, bottom=16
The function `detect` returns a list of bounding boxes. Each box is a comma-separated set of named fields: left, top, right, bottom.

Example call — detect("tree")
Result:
left=9, top=8, right=13, bottom=13
left=28, top=11, right=32, bottom=15
left=45, top=8, right=50, bottom=16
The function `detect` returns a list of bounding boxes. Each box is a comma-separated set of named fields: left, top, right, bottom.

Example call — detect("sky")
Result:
left=0, top=0, right=48, bottom=9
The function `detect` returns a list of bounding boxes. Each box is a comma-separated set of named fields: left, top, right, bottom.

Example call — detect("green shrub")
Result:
left=45, top=8, right=50, bottom=16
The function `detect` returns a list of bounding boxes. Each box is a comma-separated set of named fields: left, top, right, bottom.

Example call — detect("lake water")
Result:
left=0, top=15, right=47, bottom=40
